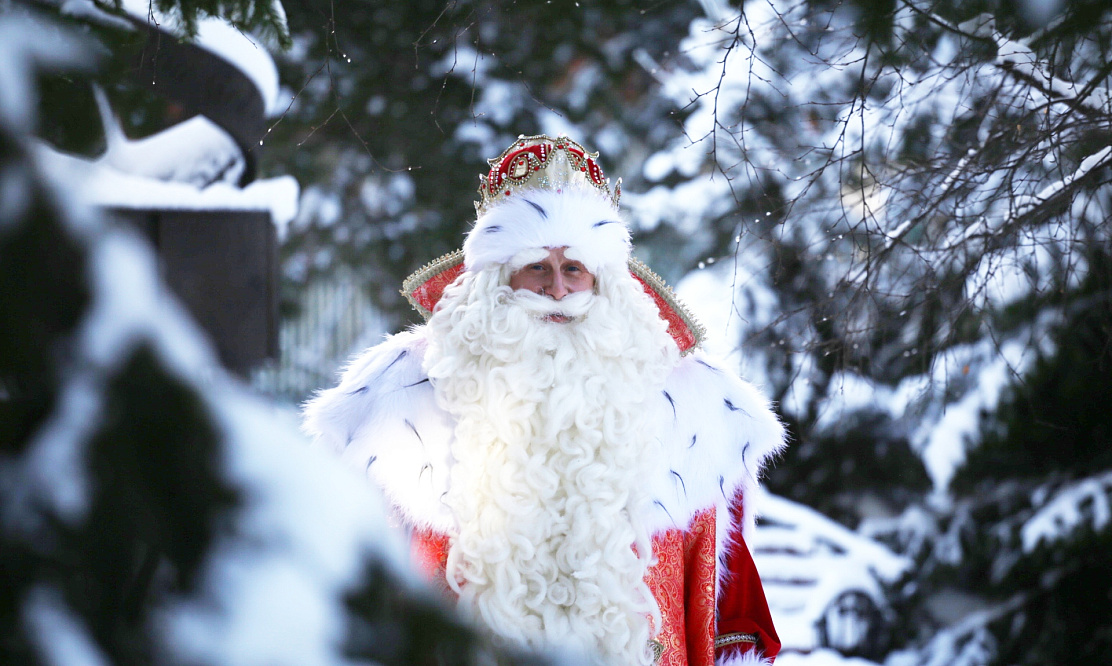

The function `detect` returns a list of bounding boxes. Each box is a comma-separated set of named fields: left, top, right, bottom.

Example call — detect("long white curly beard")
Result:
left=423, top=263, right=679, bottom=665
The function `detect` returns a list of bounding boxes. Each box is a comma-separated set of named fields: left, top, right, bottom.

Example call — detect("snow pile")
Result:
left=24, top=1, right=299, bottom=228
left=751, top=492, right=910, bottom=652
left=777, top=649, right=881, bottom=666
left=37, top=141, right=300, bottom=228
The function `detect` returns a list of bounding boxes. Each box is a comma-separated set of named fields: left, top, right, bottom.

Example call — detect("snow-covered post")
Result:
left=69, top=0, right=300, bottom=376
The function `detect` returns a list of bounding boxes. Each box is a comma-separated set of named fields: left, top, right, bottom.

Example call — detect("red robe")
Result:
left=410, top=490, right=779, bottom=665
left=302, top=330, right=787, bottom=665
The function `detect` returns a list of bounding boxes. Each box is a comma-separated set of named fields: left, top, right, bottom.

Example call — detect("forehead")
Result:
left=537, top=247, right=584, bottom=266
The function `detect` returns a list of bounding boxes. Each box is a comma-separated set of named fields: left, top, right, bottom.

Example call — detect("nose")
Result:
left=546, top=272, right=569, bottom=300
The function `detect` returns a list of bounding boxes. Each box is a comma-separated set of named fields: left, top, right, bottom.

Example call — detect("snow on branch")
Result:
left=1022, top=471, right=1112, bottom=553
left=935, top=145, right=1111, bottom=253
left=1007, top=146, right=1112, bottom=225
left=952, top=13, right=1112, bottom=121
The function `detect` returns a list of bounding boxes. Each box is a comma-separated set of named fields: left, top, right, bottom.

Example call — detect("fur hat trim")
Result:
left=463, top=188, right=631, bottom=273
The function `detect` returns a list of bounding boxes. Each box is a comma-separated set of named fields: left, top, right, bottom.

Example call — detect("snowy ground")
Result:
left=778, top=650, right=881, bottom=666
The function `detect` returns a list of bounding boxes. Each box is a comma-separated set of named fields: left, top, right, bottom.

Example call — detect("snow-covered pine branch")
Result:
left=1022, top=471, right=1112, bottom=553
left=1007, top=145, right=1112, bottom=224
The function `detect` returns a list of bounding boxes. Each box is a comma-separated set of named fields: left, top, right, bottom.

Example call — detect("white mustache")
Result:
left=510, top=290, right=595, bottom=321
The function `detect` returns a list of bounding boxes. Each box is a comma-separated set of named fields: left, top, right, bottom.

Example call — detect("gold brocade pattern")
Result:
left=628, top=258, right=706, bottom=355
left=414, top=509, right=720, bottom=666
left=644, top=507, right=718, bottom=666
left=646, top=528, right=687, bottom=663
left=684, top=508, right=718, bottom=666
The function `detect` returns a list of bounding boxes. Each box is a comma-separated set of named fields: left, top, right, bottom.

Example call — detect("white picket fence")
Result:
left=252, top=271, right=389, bottom=403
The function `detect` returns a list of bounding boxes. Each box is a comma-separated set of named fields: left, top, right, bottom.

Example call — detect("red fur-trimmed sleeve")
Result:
left=716, top=489, right=780, bottom=664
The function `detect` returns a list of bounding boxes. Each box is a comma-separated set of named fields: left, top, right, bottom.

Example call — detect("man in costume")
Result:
left=303, top=136, right=785, bottom=666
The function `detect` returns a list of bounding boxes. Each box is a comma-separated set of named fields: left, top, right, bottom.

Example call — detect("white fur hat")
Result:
left=463, top=187, right=631, bottom=274
left=462, top=135, right=629, bottom=273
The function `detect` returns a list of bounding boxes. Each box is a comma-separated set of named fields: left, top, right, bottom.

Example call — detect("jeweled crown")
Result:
left=474, top=134, right=622, bottom=216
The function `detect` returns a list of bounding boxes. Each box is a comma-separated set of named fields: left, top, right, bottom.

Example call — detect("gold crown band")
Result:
left=475, top=134, right=621, bottom=216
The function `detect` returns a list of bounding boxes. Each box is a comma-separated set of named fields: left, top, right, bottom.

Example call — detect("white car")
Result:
left=751, top=492, right=911, bottom=657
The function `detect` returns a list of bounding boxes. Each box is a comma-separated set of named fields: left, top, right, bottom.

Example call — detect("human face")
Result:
left=508, top=247, right=595, bottom=301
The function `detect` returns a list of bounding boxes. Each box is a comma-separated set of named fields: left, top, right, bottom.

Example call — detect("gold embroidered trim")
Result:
left=400, top=249, right=465, bottom=319
left=649, top=639, right=665, bottom=664
left=627, top=257, right=706, bottom=356
left=399, top=250, right=707, bottom=357
left=714, top=632, right=759, bottom=648
left=474, top=134, right=620, bottom=216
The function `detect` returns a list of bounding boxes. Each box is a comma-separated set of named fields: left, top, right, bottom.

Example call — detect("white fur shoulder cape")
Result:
left=302, top=328, right=786, bottom=537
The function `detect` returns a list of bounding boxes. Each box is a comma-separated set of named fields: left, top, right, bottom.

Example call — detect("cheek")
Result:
left=509, top=272, right=539, bottom=291
left=569, top=273, right=595, bottom=292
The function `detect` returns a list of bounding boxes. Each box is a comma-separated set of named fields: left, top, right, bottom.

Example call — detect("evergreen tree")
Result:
left=0, top=6, right=551, bottom=665
left=932, top=249, right=1112, bottom=666
left=629, top=1, right=1110, bottom=661
left=18, top=0, right=1106, bottom=661
left=264, top=0, right=701, bottom=323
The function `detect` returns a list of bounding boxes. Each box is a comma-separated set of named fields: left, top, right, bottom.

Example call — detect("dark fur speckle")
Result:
left=670, top=470, right=687, bottom=497
left=405, top=419, right=424, bottom=447
left=524, top=200, right=548, bottom=219
left=378, top=351, right=408, bottom=381
left=654, top=499, right=677, bottom=526
left=724, top=398, right=750, bottom=416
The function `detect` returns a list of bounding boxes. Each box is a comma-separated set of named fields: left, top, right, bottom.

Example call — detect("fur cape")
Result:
left=302, top=328, right=786, bottom=538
